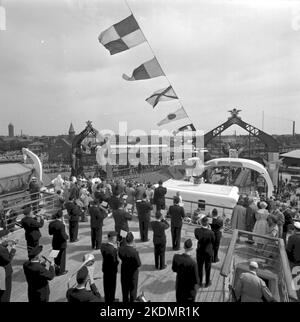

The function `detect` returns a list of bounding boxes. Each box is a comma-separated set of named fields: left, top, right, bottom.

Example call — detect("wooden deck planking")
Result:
left=8, top=213, right=232, bottom=302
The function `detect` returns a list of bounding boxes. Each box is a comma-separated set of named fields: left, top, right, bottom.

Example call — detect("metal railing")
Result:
left=0, top=191, right=58, bottom=233
left=220, top=229, right=298, bottom=302
left=165, top=196, right=234, bottom=230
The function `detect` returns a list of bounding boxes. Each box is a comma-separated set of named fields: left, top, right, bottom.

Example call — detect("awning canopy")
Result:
left=280, top=150, right=300, bottom=159
left=0, top=163, right=33, bottom=180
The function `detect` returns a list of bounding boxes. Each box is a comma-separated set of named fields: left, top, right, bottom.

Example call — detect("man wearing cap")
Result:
left=48, top=210, right=69, bottom=276
left=286, top=222, right=300, bottom=268
left=151, top=211, right=169, bottom=270
left=153, top=180, right=167, bottom=212
left=235, top=261, right=274, bottom=302
left=136, top=193, right=153, bottom=242
left=194, top=216, right=215, bottom=288
left=21, top=204, right=44, bottom=256
left=0, top=230, right=16, bottom=302
left=118, top=232, right=141, bottom=302
left=100, top=231, right=119, bottom=303
left=66, top=265, right=103, bottom=302
left=172, top=239, right=199, bottom=302
left=23, top=245, right=55, bottom=302
left=168, top=196, right=186, bottom=251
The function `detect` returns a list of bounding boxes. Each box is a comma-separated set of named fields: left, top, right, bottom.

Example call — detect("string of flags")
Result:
left=98, top=2, right=195, bottom=133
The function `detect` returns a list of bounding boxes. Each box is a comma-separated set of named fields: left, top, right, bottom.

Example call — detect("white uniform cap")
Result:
left=294, top=222, right=300, bottom=230
left=249, top=261, right=259, bottom=269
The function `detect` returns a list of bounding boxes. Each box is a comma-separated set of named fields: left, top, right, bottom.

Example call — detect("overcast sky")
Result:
left=0, top=0, right=299, bottom=136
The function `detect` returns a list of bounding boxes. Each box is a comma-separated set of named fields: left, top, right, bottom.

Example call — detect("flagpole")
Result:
left=123, top=0, right=194, bottom=126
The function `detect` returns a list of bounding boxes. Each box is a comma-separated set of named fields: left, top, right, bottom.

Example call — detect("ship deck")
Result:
left=8, top=213, right=231, bottom=302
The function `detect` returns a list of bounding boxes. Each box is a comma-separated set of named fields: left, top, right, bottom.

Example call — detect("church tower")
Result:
left=68, top=122, right=75, bottom=140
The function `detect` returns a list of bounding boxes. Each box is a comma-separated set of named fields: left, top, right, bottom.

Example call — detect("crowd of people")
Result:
left=0, top=173, right=300, bottom=303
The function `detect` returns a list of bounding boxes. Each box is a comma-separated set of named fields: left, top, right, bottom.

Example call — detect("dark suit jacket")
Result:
left=211, top=217, right=223, bottom=233
left=23, top=261, right=55, bottom=298
left=194, top=227, right=215, bottom=256
left=153, top=186, right=167, bottom=206
left=286, top=232, right=300, bottom=264
left=172, top=253, right=199, bottom=299
left=136, top=201, right=153, bottom=222
left=48, top=219, right=68, bottom=249
left=0, top=245, right=16, bottom=276
left=118, top=245, right=141, bottom=277
left=100, top=243, right=119, bottom=274
left=151, top=219, right=169, bottom=245
left=108, top=196, right=122, bottom=211
left=113, top=209, right=132, bottom=234
left=89, top=205, right=107, bottom=229
left=66, top=283, right=102, bottom=302
left=168, top=205, right=185, bottom=227
left=135, top=186, right=146, bottom=201
left=21, top=216, right=44, bottom=244
left=94, top=191, right=106, bottom=203
left=65, top=203, right=81, bottom=222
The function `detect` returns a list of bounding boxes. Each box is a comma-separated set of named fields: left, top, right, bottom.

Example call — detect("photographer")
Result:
left=66, top=265, right=103, bottom=302
left=0, top=230, right=17, bottom=302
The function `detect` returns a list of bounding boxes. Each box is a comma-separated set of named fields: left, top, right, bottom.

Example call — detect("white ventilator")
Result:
left=22, top=148, right=43, bottom=182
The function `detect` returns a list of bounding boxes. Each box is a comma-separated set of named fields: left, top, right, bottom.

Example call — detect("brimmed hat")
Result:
left=28, top=245, right=43, bottom=259
left=249, top=261, right=259, bottom=269
left=108, top=231, right=117, bottom=238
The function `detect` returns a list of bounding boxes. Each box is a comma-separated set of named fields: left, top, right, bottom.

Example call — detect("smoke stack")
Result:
left=293, top=121, right=295, bottom=136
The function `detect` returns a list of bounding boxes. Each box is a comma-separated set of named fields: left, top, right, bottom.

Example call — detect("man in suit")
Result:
left=194, top=216, right=215, bottom=287
left=0, top=230, right=16, bottom=302
left=48, top=210, right=68, bottom=276
left=112, top=202, right=132, bottom=243
left=286, top=221, right=300, bottom=268
left=151, top=211, right=169, bottom=270
left=172, top=239, right=199, bottom=302
left=245, top=197, right=257, bottom=244
left=20, top=204, right=44, bottom=256
left=118, top=232, right=141, bottom=302
left=89, top=200, right=108, bottom=250
left=100, top=231, right=119, bottom=303
left=23, top=245, right=55, bottom=302
left=136, top=193, right=153, bottom=242
left=168, top=196, right=185, bottom=250
left=66, top=265, right=103, bottom=302
left=153, top=180, right=167, bottom=212
left=235, top=261, right=274, bottom=302
left=210, top=208, right=223, bottom=263
left=65, top=198, right=81, bottom=242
